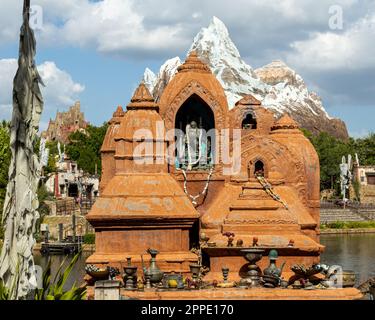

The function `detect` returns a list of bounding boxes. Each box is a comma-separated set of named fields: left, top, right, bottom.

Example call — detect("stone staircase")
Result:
left=320, top=208, right=366, bottom=224
left=357, top=209, right=375, bottom=220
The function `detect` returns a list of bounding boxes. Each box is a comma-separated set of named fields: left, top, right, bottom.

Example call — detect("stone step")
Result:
left=321, top=218, right=365, bottom=222
left=320, top=216, right=365, bottom=221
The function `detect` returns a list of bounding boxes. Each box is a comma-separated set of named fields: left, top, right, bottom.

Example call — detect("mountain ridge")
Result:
left=143, top=17, right=349, bottom=140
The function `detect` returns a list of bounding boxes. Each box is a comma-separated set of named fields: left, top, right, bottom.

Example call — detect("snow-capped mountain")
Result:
left=143, top=17, right=348, bottom=140
left=143, top=68, right=157, bottom=94
left=146, top=57, right=181, bottom=101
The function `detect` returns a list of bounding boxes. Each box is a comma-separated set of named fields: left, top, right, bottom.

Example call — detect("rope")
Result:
left=256, top=174, right=289, bottom=210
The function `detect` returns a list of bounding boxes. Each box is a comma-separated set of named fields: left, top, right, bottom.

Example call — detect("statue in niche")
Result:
left=183, top=120, right=212, bottom=170
left=185, top=121, right=202, bottom=170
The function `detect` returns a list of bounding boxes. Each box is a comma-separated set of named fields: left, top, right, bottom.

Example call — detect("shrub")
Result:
left=83, top=233, right=95, bottom=244
left=0, top=252, right=86, bottom=300
left=322, top=221, right=375, bottom=229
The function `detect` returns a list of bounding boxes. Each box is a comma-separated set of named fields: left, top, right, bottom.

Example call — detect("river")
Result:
left=33, top=234, right=375, bottom=291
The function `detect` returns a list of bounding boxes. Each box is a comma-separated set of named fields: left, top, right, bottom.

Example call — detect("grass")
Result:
left=321, top=221, right=375, bottom=230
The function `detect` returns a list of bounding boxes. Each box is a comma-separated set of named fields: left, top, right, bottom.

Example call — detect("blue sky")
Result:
left=0, top=0, right=374, bottom=137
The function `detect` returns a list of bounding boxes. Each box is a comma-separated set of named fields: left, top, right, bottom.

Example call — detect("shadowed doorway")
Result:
left=175, top=94, right=215, bottom=169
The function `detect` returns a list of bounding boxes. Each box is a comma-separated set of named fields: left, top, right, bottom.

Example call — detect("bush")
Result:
left=322, top=221, right=375, bottom=229
left=352, top=179, right=361, bottom=202
left=83, top=233, right=95, bottom=244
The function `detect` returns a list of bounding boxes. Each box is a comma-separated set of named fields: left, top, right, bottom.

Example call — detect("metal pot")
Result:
left=144, top=249, right=164, bottom=284
left=340, top=270, right=356, bottom=288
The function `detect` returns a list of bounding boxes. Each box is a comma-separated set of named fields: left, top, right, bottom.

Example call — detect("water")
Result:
left=33, top=251, right=92, bottom=291
left=321, top=234, right=375, bottom=286
left=33, top=234, right=375, bottom=291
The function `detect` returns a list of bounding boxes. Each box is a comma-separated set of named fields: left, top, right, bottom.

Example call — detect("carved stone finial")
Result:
left=235, top=94, right=262, bottom=106
left=177, top=51, right=211, bottom=74
left=127, top=83, right=158, bottom=110
left=113, top=106, right=125, bottom=118
left=272, top=114, right=299, bottom=131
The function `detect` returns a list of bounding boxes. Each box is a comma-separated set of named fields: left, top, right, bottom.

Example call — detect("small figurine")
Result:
left=320, top=265, right=343, bottom=288
left=222, top=267, right=229, bottom=283
left=200, top=232, right=210, bottom=246
left=252, top=237, right=259, bottom=247
left=137, top=279, right=144, bottom=290
left=223, top=232, right=235, bottom=247
left=236, top=239, right=244, bottom=247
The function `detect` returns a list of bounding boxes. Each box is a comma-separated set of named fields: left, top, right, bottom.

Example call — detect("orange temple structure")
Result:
left=85, top=52, right=362, bottom=300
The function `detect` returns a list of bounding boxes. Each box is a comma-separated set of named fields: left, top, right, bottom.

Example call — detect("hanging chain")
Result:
left=179, top=167, right=214, bottom=206
left=256, top=175, right=289, bottom=210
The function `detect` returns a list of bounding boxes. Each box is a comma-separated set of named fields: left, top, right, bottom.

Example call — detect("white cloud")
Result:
left=0, top=0, right=189, bottom=56
left=1, top=0, right=374, bottom=126
left=60, top=0, right=186, bottom=54
left=38, top=61, right=85, bottom=109
left=0, top=59, right=84, bottom=121
left=0, top=0, right=367, bottom=58
left=0, top=59, right=16, bottom=119
left=286, top=13, right=375, bottom=70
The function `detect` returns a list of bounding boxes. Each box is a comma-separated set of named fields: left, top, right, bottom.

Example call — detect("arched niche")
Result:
left=240, top=137, right=306, bottom=184
left=242, top=113, right=257, bottom=130
left=248, top=158, right=268, bottom=179
left=175, top=94, right=215, bottom=133
left=174, top=94, right=216, bottom=170
left=162, top=81, right=227, bottom=133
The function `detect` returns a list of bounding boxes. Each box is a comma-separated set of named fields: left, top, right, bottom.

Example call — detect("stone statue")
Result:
left=57, top=142, right=65, bottom=163
left=355, top=153, right=360, bottom=167
left=185, top=121, right=203, bottom=170
left=39, top=137, right=49, bottom=168
left=340, top=155, right=352, bottom=203
left=0, top=0, right=44, bottom=299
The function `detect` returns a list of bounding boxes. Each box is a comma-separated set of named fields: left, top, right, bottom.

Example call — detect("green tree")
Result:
left=302, top=130, right=354, bottom=192
left=34, top=137, right=59, bottom=175
left=353, top=133, right=375, bottom=166
left=0, top=121, right=11, bottom=239
left=314, top=132, right=353, bottom=191
left=44, top=140, right=59, bottom=175
left=302, top=129, right=375, bottom=193
left=65, top=123, right=108, bottom=175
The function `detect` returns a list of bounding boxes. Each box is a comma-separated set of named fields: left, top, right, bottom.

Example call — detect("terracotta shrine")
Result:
left=86, top=51, right=324, bottom=286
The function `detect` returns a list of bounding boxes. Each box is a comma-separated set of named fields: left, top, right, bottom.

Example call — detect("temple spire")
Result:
left=177, top=51, right=211, bottom=74
left=127, top=82, right=158, bottom=110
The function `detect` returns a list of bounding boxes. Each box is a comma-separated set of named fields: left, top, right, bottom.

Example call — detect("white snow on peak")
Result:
left=255, top=60, right=332, bottom=118
left=143, top=68, right=157, bottom=93
left=158, top=57, right=182, bottom=80
left=188, top=16, right=268, bottom=108
left=193, top=16, right=241, bottom=60
left=143, top=57, right=182, bottom=98
left=145, top=16, right=333, bottom=120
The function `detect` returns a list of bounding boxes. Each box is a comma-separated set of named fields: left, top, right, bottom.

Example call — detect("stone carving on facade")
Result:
left=164, top=80, right=226, bottom=132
